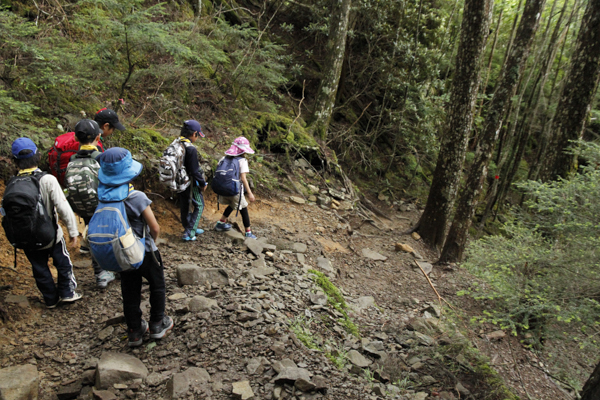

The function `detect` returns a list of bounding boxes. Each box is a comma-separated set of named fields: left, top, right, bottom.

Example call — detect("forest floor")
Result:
left=0, top=183, right=587, bottom=400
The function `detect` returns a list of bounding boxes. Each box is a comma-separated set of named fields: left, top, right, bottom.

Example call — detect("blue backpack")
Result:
left=211, top=156, right=241, bottom=196
left=87, top=193, right=145, bottom=272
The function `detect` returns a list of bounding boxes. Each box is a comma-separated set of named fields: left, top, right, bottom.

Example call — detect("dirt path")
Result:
left=0, top=192, right=574, bottom=399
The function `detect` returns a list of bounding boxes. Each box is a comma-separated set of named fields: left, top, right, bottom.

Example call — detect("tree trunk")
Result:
left=542, top=0, right=600, bottom=180
left=440, top=0, right=546, bottom=263
left=310, top=0, right=352, bottom=139
left=415, top=0, right=493, bottom=250
left=581, top=360, right=600, bottom=400
left=529, top=0, right=581, bottom=182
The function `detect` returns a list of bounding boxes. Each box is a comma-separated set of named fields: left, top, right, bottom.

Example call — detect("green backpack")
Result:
left=64, top=151, right=101, bottom=219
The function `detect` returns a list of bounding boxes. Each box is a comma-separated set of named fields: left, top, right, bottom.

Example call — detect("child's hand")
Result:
left=248, top=193, right=256, bottom=202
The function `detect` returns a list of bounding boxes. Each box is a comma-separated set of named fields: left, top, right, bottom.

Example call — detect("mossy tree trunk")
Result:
left=310, top=0, right=352, bottom=140
left=440, top=0, right=546, bottom=263
left=542, top=0, right=600, bottom=180
left=581, top=360, right=600, bottom=400
left=415, top=0, right=493, bottom=250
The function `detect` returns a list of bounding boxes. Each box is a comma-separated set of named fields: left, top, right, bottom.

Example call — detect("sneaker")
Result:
left=46, top=300, right=60, bottom=309
left=182, top=235, right=197, bottom=241
left=245, top=231, right=257, bottom=239
left=79, top=245, right=90, bottom=254
left=96, top=270, right=116, bottom=289
left=215, top=221, right=232, bottom=232
left=128, top=320, right=148, bottom=347
left=60, top=292, right=83, bottom=303
left=195, top=229, right=205, bottom=235
left=149, top=316, right=174, bottom=339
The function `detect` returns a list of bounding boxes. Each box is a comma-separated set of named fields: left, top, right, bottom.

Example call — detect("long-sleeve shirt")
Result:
left=20, top=168, right=79, bottom=248
left=180, top=138, right=206, bottom=187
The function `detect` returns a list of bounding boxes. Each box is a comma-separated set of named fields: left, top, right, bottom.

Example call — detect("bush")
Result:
left=461, top=142, right=600, bottom=348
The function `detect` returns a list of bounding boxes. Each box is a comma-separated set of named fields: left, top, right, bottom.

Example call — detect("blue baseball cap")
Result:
left=11, top=138, right=38, bottom=159
left=97, top=148, right=142, bottom=187
left=183, top=120, right=205, bottom=137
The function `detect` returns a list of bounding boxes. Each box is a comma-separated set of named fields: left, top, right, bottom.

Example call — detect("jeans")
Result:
left=24, top=237, right=77, bottom=306
left=120, top=250, right=166, bottom=330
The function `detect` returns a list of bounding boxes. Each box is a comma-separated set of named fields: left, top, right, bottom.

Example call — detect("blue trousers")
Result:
left=24, top=237, right=77, bottom=306
left=179, top=185, right=204, bottom=237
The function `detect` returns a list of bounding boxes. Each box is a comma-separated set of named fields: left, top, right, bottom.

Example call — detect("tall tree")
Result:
left=440, top=0, right=547, bottom=263
left=581, top=360, right=600, bottom=400
left=542, top=0, right=600, bottom=180
left=414, top=0, right=493, bottom=249
left=310, top=0, right=352, bottom=139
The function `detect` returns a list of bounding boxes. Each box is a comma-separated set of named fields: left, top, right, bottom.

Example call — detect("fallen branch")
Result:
left=360, top=195, right=392, bottom=221
left=528, top=362, right=577, bottom=398
left=414, top=259, right=444, bottom=313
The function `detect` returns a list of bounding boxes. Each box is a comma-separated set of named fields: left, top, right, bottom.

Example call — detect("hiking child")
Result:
left=3, top=138, right=82, bottom=308
left=96, top=147, right=173, bottom=346
left=178, top=120, right=207, bottom=241
left=94, top=108, right=126, bottom=140
left=65, top=119, right=116, bottom=289
left=213, top=137, right=257, bottom=239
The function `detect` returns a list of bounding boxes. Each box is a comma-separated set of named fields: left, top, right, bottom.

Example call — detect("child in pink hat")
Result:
left=213, top=137, right=257, bottom=238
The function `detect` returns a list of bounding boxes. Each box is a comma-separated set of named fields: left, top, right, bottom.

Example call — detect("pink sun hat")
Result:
left=225, top=136, right=255, bottom=156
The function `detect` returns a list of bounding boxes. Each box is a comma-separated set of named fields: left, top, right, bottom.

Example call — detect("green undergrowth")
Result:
left=438, top=311, right=520, bottom=400
left=308, top=269, right=360, bottom=338
left=288, top=315, right=348, bottom=370
left=286, top=270, right=364, bottom=370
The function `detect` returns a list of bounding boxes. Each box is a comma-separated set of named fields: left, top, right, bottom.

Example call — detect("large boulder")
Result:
left=0, top=364, right=39, bottom=400
left=176, top=265, right=229, bottom=287
left=167, top=367, right=210, bottom=399
left=176, top=264, right=202, bottom=286
left=95, top=352, right=148, bottom=389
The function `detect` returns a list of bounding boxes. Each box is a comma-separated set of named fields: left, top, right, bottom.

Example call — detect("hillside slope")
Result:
left=0, top=187, right=570, bottom=400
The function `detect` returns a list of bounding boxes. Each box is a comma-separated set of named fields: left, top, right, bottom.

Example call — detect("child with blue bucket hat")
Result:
left=95, top=148, right=173, bottom=346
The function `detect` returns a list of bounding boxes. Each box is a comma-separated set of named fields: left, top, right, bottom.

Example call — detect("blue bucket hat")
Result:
left=97, top=148, right=142, bottom=186
left=11, top=138, right=38, bottom=159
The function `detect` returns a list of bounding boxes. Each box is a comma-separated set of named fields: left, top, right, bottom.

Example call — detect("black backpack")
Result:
left=1, top=172, right=56, bottom=257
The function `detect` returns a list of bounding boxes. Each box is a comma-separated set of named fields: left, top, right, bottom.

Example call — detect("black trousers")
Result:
left=24, top=237, right=77, bottom=306
left=120, top=250, right=166, bottom=330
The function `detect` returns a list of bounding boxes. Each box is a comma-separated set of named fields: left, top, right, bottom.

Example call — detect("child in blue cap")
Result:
left=4, top=138, right=82, bottom=308
left=178, top=120, right=207, bottom=241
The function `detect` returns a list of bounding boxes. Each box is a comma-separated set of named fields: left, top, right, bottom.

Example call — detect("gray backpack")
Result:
left=159, top=139, right=191, bottom=192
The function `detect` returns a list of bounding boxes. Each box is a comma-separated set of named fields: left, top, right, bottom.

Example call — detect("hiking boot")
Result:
left=245, top=231, right=257, bottom=239
left=60, top=292, right=83, bottom=303
left=195, top=229, right=204, bottom=235
left=79, top=245, right=90, bottom=254
left=96, top=270, right=115, bottom=289
left=149, top=316, right=174, bottom=340
left=215, top=221, right=231, bottom=231
left=128, top=320, right=148, bottom=347
left=182, top=234, right=197, bottom=241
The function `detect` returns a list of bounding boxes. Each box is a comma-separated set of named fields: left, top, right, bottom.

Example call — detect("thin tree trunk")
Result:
left=415, top=0, right=493, bottom=250
left=440, top=0, right=546, bottom=263
left=477, top=8, right=504, bottom=116
left=581, top=360, right=600, bottom=400
left=542, top=0, right=600, bottom=180
left=529, top=0, right=581, bottom=182
left=310, top=0, right=352, bottom=139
